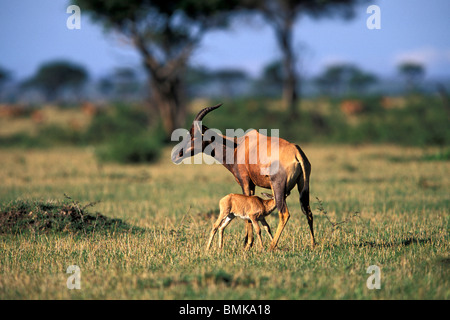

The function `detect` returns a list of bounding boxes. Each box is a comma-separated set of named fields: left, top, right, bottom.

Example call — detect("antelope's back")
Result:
left=235, top=130, right=302, bottom=191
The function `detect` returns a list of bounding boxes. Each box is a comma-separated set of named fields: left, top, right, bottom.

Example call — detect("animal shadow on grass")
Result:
left=198, top=208, right=221, bottom=221
left=314, top=197, right=433, bottom=250
left=358, top=237, right=432, bottom=249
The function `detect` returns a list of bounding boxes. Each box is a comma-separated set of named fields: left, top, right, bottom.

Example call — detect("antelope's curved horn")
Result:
left=193, top=103, right=223, bottom=122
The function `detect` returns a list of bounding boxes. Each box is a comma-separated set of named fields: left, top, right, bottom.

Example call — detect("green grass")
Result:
left=0, top=144, right=448, bottom=299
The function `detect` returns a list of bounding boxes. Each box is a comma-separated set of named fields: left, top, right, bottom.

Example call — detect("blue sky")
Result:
left=0, top=0, right=449, bottom=81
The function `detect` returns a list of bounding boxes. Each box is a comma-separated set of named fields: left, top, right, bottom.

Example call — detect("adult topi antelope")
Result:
left=171, top=103, right=315, bottom=249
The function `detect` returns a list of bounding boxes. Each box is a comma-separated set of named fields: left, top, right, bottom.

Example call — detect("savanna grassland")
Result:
left=0, top=142, right=448, bottom=299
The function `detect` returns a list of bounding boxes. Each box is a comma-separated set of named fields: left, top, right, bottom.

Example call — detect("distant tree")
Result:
left=185, top=66, right=212, bottom=97
left=398, top=61, right=425, bottom=92
left=260, top=60, right=283, bottom=95
left=240, top=0, right=368, bottom=116
left=75, top=0, right=239, bottom=137
left=348, top=67, right=377, bottom=94
left=185, top=66, right=249, bottom=98
left=114, top=67, right=140, bottom=100
left=97, top=76, right=114, bottom=99
left=0, top=66, right=12, bottom=101
left=23, top=60, right=88, bottom=102
left=315, top=63, right=376, bottom=96
left=252, top=60, right=284, bottom=98
left=186, top=66, right=212, bottom=85
left=0, top=66, right=11, bottom=87
left=315, top=64, right=354, bottom=96
left=212, top=68, right=249, bottom=97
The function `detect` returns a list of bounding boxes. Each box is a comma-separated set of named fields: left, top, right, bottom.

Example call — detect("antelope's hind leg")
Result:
left=218, top=216, right=234, bottom=249
left=260, top=218, right=273, bottom=241
left=249, top=216, right=264, bottom=250
left=269, top=181, right=290, bottom=250
left=298, top=179, right=315, bottom=247
left=206, top=210, right=229, bottom=251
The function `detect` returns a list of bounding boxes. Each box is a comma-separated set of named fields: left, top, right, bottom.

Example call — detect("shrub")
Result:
left=81, top=104, right=166, bottom=164
left=83, top=104, right=150, bottom=143
left=0, top=132, right=39, bottom=148
left=95, top=129, right=164, bottom=164
left=38, top=125, right=85, bottom=146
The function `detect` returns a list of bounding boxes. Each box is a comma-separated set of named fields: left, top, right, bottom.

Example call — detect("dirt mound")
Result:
left=0, top=199, right=131, bottom=234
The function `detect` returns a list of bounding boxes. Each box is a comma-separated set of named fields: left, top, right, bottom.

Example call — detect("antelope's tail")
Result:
left=294, top=145, right=311, bottom=214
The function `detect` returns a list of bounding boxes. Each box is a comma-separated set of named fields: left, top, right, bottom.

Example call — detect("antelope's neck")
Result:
left=206, top=131, right=237, bottom=170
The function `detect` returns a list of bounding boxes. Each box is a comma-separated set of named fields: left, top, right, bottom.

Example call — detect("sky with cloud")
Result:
left=0, top=0, right=449, bottom=81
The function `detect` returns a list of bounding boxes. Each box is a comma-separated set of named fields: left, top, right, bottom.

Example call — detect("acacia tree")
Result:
left=0, top=67, right=10, bottom=88
left=22, top=60, right=88, bottom=102
left=75, top=0, right=237, bottom=137
left=241, top=0, right=367, bottom=116
left=348, top=67, right=377, bottom=94
left=398, top=61, right=425, bottom=93
left=0, top=66, right=11, bottom=101
left=114, top=67, right=140, bottom=100
left=259, top=60, right=284, bottom=96
left=315, top=63, right=377, bottom=96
